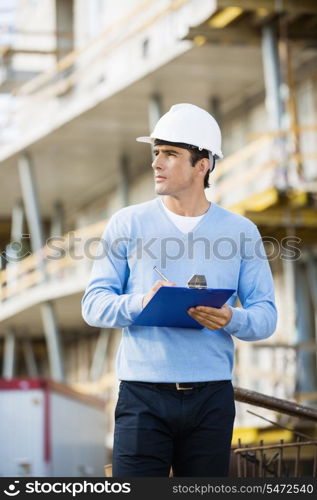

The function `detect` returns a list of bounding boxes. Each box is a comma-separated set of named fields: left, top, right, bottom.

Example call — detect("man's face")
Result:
left=152, top=145, right=198, bottom=196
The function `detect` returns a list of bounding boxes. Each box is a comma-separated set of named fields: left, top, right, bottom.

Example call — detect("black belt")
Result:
left=125, top=381, right=228, bottom=391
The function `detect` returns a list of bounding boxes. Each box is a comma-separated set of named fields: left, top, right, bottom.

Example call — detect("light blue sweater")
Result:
left=82, top=198, right=277, bottom=382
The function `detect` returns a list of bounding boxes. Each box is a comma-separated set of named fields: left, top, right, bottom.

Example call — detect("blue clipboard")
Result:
left=133, top=286, right=235, bottom=329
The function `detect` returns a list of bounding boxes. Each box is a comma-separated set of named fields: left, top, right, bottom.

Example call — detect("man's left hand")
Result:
left=188, top=304, right=232, bottom=330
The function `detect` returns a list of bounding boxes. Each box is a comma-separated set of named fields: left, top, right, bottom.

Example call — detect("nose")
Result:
left=152, top=153, right=163, bottom=170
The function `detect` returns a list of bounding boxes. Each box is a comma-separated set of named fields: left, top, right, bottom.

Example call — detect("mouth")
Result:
left=155, top=176, right=166, bottom=181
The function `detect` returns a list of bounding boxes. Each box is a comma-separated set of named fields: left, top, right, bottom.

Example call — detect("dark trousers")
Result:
left=112, top=380, right=235, bottom=477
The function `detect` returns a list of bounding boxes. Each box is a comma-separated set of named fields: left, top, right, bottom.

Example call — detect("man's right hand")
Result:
left=142, top=280, right=176, bottom=309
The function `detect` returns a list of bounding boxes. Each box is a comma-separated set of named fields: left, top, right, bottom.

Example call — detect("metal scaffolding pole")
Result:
left=119, top=155, right=130, bottom=207
left=5, top=199, right=28, bottom=264
left=18, top=153, right=45, bottom=254
left=50, top=200, right=64, bottom=238
left=18, top=153, right=65, bottom=381
left=148, top=94, right=162, bottom=132
left=11, top=200, right=24, bottom=243
left=261, top=21, right=283, bottom=131
left=21, top=339, right=38, bottom=377
left=305, top=250, right=317, bottom=375
left=209, top=96, right=222, bottom=128
left=41, top=302, right=64, bottom=381
left=2, top=329, right=16, bottom=378
left=295, top=257, right=317, bottom=399
left=148, top=94, right=162, bottom=162
left=89, top=329, right=110, bottom=381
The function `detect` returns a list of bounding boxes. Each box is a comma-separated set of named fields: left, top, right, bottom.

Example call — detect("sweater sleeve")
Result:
left=81, top=214, right=144, bottom=329
left=223, top=225, right=277, bottom=341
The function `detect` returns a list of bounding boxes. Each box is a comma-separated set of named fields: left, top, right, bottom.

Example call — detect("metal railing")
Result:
left=234, top=387, right=317, bottom=422
left=234, top=439, right=317, bottom=477
left=233, top=387, right=317, bottom=477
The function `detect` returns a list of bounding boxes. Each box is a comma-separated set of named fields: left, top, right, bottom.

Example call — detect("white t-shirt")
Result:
left=161, top=199, right=209, bottom=234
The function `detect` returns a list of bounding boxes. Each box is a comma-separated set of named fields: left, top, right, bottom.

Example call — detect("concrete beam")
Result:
left=186, top=25, right=259, bottom=45
left=218, top=0, right=317, bottom=15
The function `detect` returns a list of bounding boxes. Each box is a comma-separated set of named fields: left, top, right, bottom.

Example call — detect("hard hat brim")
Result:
left=136, top=135, right=223, bottom=159
left=136, top=136, right=153, bottom=144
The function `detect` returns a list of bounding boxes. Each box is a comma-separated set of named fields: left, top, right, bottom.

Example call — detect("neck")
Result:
left=162, top=194, right=210, bottom=217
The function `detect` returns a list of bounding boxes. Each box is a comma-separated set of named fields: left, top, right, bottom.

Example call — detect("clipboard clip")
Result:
left=187, top=274, right=207, bottom=289
left=153, top=266, right=207, bottom=290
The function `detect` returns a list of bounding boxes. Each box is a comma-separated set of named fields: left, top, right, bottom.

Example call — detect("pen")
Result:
left=153, top=266, right=169, bottom=282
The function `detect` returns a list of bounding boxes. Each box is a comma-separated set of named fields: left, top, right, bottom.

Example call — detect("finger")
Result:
left=194, top=306, right=225, bottom=315
left=153, top=280, right=167, bottom=287
left=189, top=311, right=223, bottom=328
left=152, top=280, right=175, bottom=291
left=187, top=310, right=221, bottom=329
left=191, top=310, right=224, bottom=324
left=155, top=282, right=176, bottom=292
left=190, top=307, right=227, bottom=321
left=188, top=308, right=223, bottom=319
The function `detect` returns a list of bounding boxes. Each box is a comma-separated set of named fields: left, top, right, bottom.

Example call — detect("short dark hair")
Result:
left=154, top=139, right=211, bottom=189
left=188, top=148, right=210, bottom=189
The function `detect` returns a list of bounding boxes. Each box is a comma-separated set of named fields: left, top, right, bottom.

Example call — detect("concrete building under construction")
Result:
left=0, top=0, right=317, bottom=476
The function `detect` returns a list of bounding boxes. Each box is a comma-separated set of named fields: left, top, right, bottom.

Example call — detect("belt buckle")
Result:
left=176, top=383, right=193, bottom=391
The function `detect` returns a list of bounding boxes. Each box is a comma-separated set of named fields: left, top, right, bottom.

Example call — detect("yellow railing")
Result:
left=211, top=125, right=317, bottom=212
left=11, top=0, right=192, bottom=101
left=0, top=219, right=107, bottom=302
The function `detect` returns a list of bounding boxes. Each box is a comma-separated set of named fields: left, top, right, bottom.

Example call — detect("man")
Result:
left=82, top=103, right=277, bottom=477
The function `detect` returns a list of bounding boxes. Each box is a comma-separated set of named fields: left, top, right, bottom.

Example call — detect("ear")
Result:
left=198, top=158, right=210, bottom=176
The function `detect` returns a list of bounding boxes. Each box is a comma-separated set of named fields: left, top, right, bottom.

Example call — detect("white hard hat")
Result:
left=136, top=103, right=223, bottom=159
